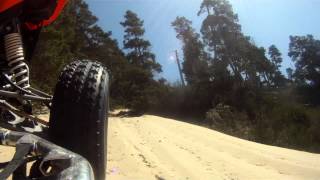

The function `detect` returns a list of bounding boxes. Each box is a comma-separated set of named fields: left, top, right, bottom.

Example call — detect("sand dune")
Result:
left=106, top=115, right=320, bottom=180
left=1, top=115, right=320, bottom=180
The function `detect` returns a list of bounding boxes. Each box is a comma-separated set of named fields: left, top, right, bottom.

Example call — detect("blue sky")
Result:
left=85, top=0, right=320, bottom=82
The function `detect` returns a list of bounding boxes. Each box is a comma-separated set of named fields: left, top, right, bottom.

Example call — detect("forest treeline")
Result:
left=30, top=0, right=320, bottom=152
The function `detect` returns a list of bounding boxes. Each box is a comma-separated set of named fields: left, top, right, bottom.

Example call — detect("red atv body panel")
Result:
left=0, top=0, right=23, bottom=13
left=0, top=0, right=68, bottom=30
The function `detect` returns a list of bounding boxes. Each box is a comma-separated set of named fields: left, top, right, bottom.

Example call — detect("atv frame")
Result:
left=0, top=1, right=108, bottom=180
left=0, top=129, right=93, bottom=180
left=0, top=86, right=95, bottom=180
left=0, top=29, right=96, bottom=179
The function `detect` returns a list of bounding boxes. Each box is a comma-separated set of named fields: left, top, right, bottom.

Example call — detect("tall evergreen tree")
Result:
left=121, top=10, right=161, bottom=74
left=197, top=0, right=281, bottom=89
left=198, top=0, right=251, bottom=85
left=266, top=45, right=285, bottom=87
left=120, top=10, right=162, bottom=112
left=30, top=0, right=129, bottom=108
left=289, top=35, right=320, bottom=87
left=268, top=45, right=282, bottom=69
left=172, top=17, right=209, bottom=85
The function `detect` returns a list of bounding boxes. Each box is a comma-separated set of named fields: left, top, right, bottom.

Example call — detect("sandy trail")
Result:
left=1, top=115, right=320, bottom=180
left=106, top=115, right=320, bottom=180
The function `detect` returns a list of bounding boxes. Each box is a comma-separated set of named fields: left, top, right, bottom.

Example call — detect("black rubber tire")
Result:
left=49, top=60, right=109, bottom=180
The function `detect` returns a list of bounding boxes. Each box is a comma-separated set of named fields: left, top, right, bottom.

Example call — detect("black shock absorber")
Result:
left=3, top=22, right=30, bottom=89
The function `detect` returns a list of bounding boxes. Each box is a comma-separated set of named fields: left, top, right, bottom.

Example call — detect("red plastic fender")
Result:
left=25, top=0, right=69, bottom=30
left=0, top=0, right=68, bottom=30
left=0, top=0, right=23, bottom=13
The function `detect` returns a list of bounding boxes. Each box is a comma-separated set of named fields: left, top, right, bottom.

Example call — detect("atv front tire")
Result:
left=49, top=60, right=109, bottom=180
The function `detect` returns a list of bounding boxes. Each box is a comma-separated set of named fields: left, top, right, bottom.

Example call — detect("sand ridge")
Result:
left=106, top=115, right=320, bottom=180
left=1, top=115, right=320, bottom=180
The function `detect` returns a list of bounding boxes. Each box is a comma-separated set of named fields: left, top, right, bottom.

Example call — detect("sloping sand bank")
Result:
left=1, top=115, right=320, bottom=180
left=107, top=115, right=320, bottom=180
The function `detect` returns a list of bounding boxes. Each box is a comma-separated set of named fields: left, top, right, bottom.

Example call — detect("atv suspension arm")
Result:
left=0, top=129, right=94, bottom=180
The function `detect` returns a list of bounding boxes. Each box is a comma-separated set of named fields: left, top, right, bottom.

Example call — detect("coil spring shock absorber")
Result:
left=4, top=32, right=30, bottom=89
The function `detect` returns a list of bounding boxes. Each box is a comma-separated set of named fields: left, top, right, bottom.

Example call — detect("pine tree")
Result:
left=198, top=0, right=246, bottom=85
left=289, top=35, right=320, bottom=87
left=197, top=0, right=281, bottom=89
left=172, top=17, right=209, bottom=85
left=268, top=45, right=282, bottom=69
left=30, top=0, right=129, bottom=105
left=267, top=45, right=285, bottom=87
left=120, top=10, right=162, bottom=112
left=121, top=10, right=161, bottom=74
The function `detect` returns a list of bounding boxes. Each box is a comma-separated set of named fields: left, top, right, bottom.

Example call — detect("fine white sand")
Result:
left=106, top=115, right=320, bottom=180
left=1, top=115, right=320, bottom=180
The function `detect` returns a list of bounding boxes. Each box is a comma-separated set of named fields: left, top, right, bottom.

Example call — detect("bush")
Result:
left=252, top=99, right=317, bottom=151
left=206, top=103, right=251, bottom=139
left=204, top=96, right=320, bottom=153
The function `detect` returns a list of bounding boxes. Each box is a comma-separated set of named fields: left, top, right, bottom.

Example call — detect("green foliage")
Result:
left=30, top=0, right=138, bottom=110
left=253, top=97, right=318, bottom=151
left=172, top=17, right=210, bottom=86
left=204, top=91, right=320, bottom=152
left=286, top=35, right=320, bottom=106
left=121, top=10, right=162, bottom=74
left=169, top=0, right=288, bottom=116
left=120, top=10, right=163, bottom=113
left=268, top=45, right=282, bottom=68
left=31, top=0, right=125, bottom=93
left=161, top=0, right=320, bottom=152
left=206, top=104, right=250, bottom=137
left=158, top=0, right=320, bottom=153
left=267, top=45, right=286, bottom=87
left=28, top=0, right=320, bottom=152
left=286, top=68, right=294, bottom=81
left=289, top=35, right=320, bottom=88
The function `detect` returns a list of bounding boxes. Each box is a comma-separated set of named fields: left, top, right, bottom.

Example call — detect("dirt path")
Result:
left=1, top=115, right=320, bottom=180
left=107, top=115, right=320, bottom=180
